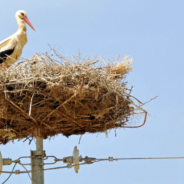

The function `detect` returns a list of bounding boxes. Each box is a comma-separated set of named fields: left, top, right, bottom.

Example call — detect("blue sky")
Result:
left=0, top=0, right=184, bottom=184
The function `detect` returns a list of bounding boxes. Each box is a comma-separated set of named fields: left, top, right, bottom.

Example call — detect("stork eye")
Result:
left=21, top=13, right=24, bottom=16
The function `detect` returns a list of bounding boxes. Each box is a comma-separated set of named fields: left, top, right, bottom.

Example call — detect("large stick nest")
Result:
left=0, top=51, right=147, bottom=144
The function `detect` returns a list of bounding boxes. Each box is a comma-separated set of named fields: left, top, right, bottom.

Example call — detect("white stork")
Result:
left=0, top=10, right=35, bottom=67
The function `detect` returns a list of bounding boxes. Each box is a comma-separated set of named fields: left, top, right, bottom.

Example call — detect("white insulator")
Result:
left=73, top=146, right=79, bottom=173
left=3, top=159, right=12, bottom=165
left=63, top=157, right=73, bottom=164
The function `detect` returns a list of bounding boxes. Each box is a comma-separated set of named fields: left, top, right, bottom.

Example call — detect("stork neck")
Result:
left=17, top=18, right=27, bottom=32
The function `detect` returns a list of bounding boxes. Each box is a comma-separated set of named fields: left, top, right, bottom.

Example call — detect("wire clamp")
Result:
left=108, top=157, right=113, bottom=162
left=14, top=170, right=20, bottom=175
left=67, top=164, right=72, bottom=169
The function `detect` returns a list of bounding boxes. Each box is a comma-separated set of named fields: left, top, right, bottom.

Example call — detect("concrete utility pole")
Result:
left=31, top=136, right=44, bottom=184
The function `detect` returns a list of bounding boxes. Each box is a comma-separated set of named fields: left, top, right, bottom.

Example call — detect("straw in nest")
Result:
left=0, top=51, right=148, bottom=144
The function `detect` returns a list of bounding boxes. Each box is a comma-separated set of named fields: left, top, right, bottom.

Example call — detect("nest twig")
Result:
left=0, top=51, right=149, bottom=144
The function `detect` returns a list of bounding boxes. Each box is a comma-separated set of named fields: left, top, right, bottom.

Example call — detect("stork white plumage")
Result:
left=0, top=10, right=35, bottom=67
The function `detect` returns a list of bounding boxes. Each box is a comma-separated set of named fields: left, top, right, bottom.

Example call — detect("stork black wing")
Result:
left=0, top=47, right=15, bottom=64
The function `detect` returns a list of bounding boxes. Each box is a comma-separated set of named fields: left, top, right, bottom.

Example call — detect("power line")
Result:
left=1, top=156, right=184, bottom=174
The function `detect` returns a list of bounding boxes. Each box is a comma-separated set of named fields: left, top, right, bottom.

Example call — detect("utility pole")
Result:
left=31, top=130, right=44, bottom=184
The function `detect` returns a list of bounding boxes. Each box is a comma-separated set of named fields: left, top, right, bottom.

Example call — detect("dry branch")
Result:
left=0, top=51, right=148, bottom=144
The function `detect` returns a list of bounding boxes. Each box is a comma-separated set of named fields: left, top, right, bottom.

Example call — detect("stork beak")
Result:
left=23, top=16, right=35, bottom=31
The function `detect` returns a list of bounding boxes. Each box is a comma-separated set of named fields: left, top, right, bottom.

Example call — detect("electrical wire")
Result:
left=19, top=163, right=36, bottom=184
left=19, top=156, right=184, bottom=173
left=1, top=156, right=184, bottom=174
left=1, top=162, right=18, bottom=184
left=95, top=156, right=184, bottom=161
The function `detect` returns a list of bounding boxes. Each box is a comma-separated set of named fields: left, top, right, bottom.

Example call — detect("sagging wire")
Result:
left=1, top=161, right=18, bottom=184
left=19, top=163, right=35, bottom=184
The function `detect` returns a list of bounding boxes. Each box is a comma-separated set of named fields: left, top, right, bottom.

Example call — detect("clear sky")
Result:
left=0, top=0, right=184, bottom=184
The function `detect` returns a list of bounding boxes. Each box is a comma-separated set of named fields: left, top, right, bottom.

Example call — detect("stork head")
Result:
left=15, top=10, right=35, bottom=31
